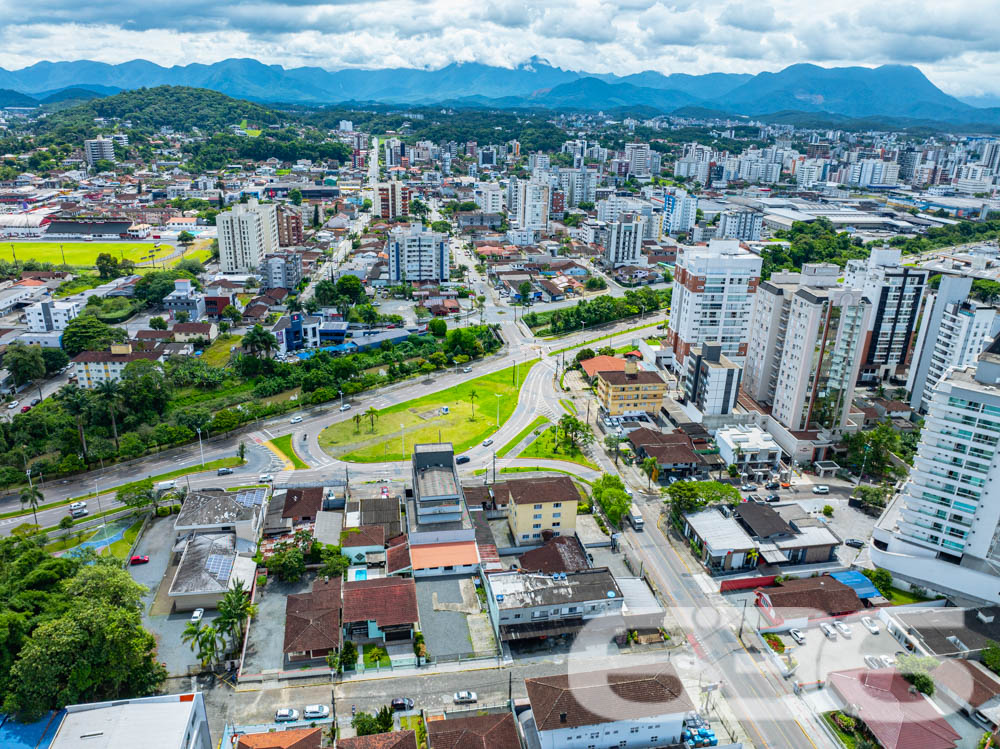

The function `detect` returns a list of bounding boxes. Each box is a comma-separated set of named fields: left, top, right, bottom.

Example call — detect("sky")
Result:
left=0, top=0, right=997, bottom=99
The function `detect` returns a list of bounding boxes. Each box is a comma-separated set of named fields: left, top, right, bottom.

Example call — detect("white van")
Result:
left=156, top=480, right=177, bottom=493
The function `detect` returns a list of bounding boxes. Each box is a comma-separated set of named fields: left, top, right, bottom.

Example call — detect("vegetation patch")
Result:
left=496, top=415, right=549, bottom=458
left=520, top=425, right=598, bottom=469
left=269, top=434, right=309, bottom=470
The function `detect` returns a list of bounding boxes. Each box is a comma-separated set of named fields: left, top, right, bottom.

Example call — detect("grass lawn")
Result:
left=399, top=715, right=423, bottom=732
left=320, top=362, right=537, bottom=462
left=821, top=712, right=859, bottom=748
left=887, top=586, right=934, bottom=605
left=43, top=528, right=99, bottom=553
left=104, top=518, right=144, bottom=559
left=497, top=416, right=549, bottom=458
left=269, top=434, right=309, bottom=470
left=200, top=335, right=242, bottom=366
left=559, top=399, right=577, bottom=414
left=54, top=274, right=103, bottom=297
left=4, top=241, right=168, bottom=268
left=362, top=643, right=391, bottom=668
left=548, top=320, right=664, bottom=354
left=492, top=466, right=595, bottom=486
left=519, top=426, right=598, bottom=469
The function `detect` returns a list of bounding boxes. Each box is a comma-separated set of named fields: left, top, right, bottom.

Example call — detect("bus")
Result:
left=626, top=503, right=644, bottom=531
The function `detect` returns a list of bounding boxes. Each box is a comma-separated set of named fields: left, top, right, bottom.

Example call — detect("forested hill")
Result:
left=37, top=85, right=282, bottom=138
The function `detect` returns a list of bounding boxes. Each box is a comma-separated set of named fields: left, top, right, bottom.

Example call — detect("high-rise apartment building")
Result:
left=473, top=183, right=504, bottom=213
left=261, top=252, right=303, bottom=291
left=624, top=143, right=651, bottom=177
left=515, top=180, right=550, bottom=231
left=871, top=339, right=1000, bottom=604
left=387, top=224, right=449, bottom=283
left=217, top=198, right=279, bottom=274
left=661, top=188, right=698, bottom=236
left=716, top=210, right=763, bottom=242
left=907, top=275, right=999, bottom=413
left=602, top=214, right=646, bottom=267
left=682, top=344, right=742, bottom=418
left=743, top=265, right=871, bottom=434
left=276, top=205, right=304, bottom=246
left=84, top=137, right=115, bottom=166
left=665, top=239, right=762, bottom=367
left=844, top=246, right=927, bottom=383
left=373, top=181, right=411, bottom=220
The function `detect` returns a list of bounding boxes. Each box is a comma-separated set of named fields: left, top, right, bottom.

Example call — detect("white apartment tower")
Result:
left=515, top=179, right=550, bottom=231
left=871, top=339, right=1000, bottom=604
left=624, top=143, right=651, bottom=177
left=603, top=214, right=646, bottom=267
left=217, top=198, right=279, bottom=274
left=844, top=246, right=928, bottom=383
left=473, top=182, right=504, bottom=213
left=666, top=239, right=762, bottom=367
left=387, top=224, right=449, bottom=283
left=907, top=274, right=999, bottom=413
left=373, top=181, right=410, bottom=220
left=743, top=265, right=871, bottom=433
left=84, top=137, right=116, bottom=166
left=716, top=210, right=763, bottom=242
left=25, top=299, right=80, bottom=332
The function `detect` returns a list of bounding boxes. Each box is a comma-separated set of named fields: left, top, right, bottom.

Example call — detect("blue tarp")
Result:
left=830, top=570, right=880, bottom=599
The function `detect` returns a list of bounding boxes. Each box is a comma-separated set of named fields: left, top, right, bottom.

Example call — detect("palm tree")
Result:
left=217, top=579, right=257, bottom=652
left=56, top=383, right=90, bottom=460
left=183, top=621, right=224, bottom=669
left=468, top=389, right=478, bottom=421
left=95, top=380, right=122, bottom=450
left=242, top=324, right=277, bottom=359
left=360, top=304, right=379, bottom=329
left=353, top=412, right=364, bottom=433
left=182, top=620, right=205, bottom=662
left=642, top=457, right=659, bottom=491
left=365, top=406, right=379, bottom=433
left=20, top=484, right=43, bottom=525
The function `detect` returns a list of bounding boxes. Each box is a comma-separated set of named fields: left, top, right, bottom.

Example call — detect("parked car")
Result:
left=481, top=438, right=493, bottom=447
left=453, top=691, right=477, bottom=704
left=391, top=697, right=414, bottom=711
left=819, top=622, right=837, bottom=639
left=864, top=655, right=883, bottom=670
left=129, top=555, right=150, bottom=565
left=861, top=616, right=880, bottom=634
left=812, top=485, right=830, bottom=494
left=275, top=708, right=300, bottom=722
left=290, top=415, right=303, bottom=424
left=190, top=608, right=204, bottom=624
left=339, top=403, right=351, bottom=411
left=765, top=481, right=781, bottom=490
left=456, top=455, right=470, bottom=465
left=19, top=405, right=30, bottom=413
left=833, top=620, right=852, bottom=638
left=217, top=467, right=234, bottom=476
left=765, top=494, right=781, bottom=503
left=740, top=484, right=756, bottom=492
left=789, top=629, right=805, bottom=645
left=303, top=705, right=330, bottom=719
left=845, top=538, right=865, bottom=548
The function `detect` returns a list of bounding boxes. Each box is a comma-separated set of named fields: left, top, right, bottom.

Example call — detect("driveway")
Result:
left=414, top=576, right=476, bottom=660
left=242, top=574, right=314, bottom=675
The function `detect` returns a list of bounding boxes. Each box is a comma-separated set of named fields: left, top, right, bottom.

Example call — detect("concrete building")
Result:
left=168, top=532, right=257, bottom=612
left=596, top=360, right=668, bottom=417
left=411, top=443, right=463, bottom=525
left=716, top=209, right=763, bottom=241
left=907, top=274, right=999, bottom=413
left=602, top=213, right=646, bottom=267
left=276, top=204, right=304, bottom=246
left=665, top=239, right=762, bottom=367
left=49, top=692, right=212, bottom=749
left=661, top=187, right=698, bottom=236
left=217, top=198, right=279, bottom=273
left=624, top=142, right=651, bottom=177
left=681, top=343, right=741, bottom=419
left=474, top=182, right=504, bottom=213
left=715, top=425, right=783, bottom=475
left=72, top=343, right=164, bottom=388
left=743, top=265, right=871, bottom=433
left=25, top=299, right=79, bottom=332
left=515, top=179, right=550, bottom=231
left=163, top=278, right=205, bottom=321
left=844, top=246, right=928, bottom=383
left=373, top=180, right=411, bottom=220
left=261, top=252, right=303, bottom=291
left=387, top=224, right=449, bottom=283
left=84, top=137, right=115, bottom=166
left=500, top=475, right=580, bottom=545
left=872, top=338, right=1000, bottom=604
left=272, top=313, right=320, bottom=354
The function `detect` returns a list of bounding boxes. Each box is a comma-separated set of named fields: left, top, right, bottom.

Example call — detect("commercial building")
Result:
left=602, top=214, right=646, bottom=268
left=715, top=425, right=783, bottom=474
left=411, top=443, right=464, bottom=525
left=217, top=198, right=279, bottom=273
left=524, top=664, right=694, bottom=749
left=500, top=475, right=580, bottom=544
left=515, top=179, right=550, bottom=231
left=595, top=360, right=668, bottom=416
left=261, top=252, right=303, bottom=291
left=168, top=532, right=257, bottom=612
left=716, top=209, right=763, bottom=241
left=373, top=180, right=411, bottom=220
left=174, top=488, right=267, bottom=554
left=665, top=239, right=762, bottom=366
left=49, top=692, right=212, bottom=749
left=907, top=274, right=998, bottom=413
left=681, top=343, right=741, bottom=418
left=872, top=338, right=1000, bottom=604
left=743, top=265, right=871, bottom=433
left=272, top=313, right=320, bottom=353
left=84, top=136, right=115, bottom=166
left=844, top=246, right=928, bottom=383
left=387, top=224, right=449, bottom=283
left=163, top=278, right=206, bottom=321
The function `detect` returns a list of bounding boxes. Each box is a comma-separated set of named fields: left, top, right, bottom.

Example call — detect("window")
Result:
left=553, top=522, right=561, bottom=527
left=533, top=523, right=541, bottom=529
left=533, top=514, right=542, bottom=519
left=533, top=504, right=542, bottom=509
left=630, top=727, right=640, bottom=733
left=553, top=512, right=561, bottom=518
left=553, top=502, right=562, bottom=508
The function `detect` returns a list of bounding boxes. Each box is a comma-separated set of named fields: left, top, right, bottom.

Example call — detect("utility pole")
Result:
left=508, top=671, right=513, bottom=704
left=492, top=451, right=496, bottom=485
left=739, top=599, right=747, bottom=639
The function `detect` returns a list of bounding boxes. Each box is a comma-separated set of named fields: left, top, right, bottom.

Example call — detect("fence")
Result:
left=719, top=575, right=777, bottom=593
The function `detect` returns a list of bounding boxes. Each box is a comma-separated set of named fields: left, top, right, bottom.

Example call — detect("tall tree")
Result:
left=4, top=343, right=45, bottom=387
left=468, top=389, right=478, bottom=421
left=19, top=485, right=42, bottom=525
left=365, top=406, right=379, bottom=433
left=95, top=380, right=122, bottom=449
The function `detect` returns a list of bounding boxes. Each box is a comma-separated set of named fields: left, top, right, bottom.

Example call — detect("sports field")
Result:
left=2, top=241, right=170, bottom=267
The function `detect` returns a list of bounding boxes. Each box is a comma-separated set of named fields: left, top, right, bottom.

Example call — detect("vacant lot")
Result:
left=520, top=426, right=597, bottom=469
left=5, top=241, right=168, bottom=267
left=319, top=363, right=536, bottom=462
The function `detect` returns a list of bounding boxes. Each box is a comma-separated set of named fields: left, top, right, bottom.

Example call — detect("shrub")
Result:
left=764, top=633, right=785, bottom=653
left=822, top=504, right=834, bottom=517
left=256, top=573, right=267, bottom=588
left=833, top=712, right=856, bottom=732
left=156, top=506, right=170, bottom=517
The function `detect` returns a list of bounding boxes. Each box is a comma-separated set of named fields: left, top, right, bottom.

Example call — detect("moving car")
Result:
left=765, top=481, right=780, bottom=491
left=129, top=555, right=150, bottom=565
left=845, top=538, right=865, bottom=548
left=740, top=484, right=756, bottom=492
left=20, top=405, right=31, bottom=413
left=812, top=485, right=830, bottom=494
left=290, top=415, right=303, bottom=424
left=833, top=620, right=852, bottom=638
left=820, top=622, right=837, bottom=639
left=259, top=474, right=273, bottom=483
left=303, top=705, right=330, bottom=719
left=453, top=691, right=477, bottom=704
left=789, top=629, right=805, bottom=645
left=217, top=467, right=234, bottom=476
left=69, top=501, right=88, bottom=518
left=339, top=403, right=351, bottom=411
left=391, top=697, right=414, bottom=711
left=861, top=616, right=880, bottom=634
left=6, top=400, right=18, bottom=409
left=462, top=366, right=472, bottom=373
left=275, top=708, right=300, bottom=722
left=481, top=438, right=493, bottom=447
left=190, top=608, right=204, bottom=624
left=455, top=455, right=470, bottom=465
left=765, top=494, right=781, bottom=503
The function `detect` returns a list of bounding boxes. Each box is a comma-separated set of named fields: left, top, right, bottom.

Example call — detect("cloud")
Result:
left=718, top=3, right=789, bottom=32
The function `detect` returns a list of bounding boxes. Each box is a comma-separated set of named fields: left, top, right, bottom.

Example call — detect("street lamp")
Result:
left=339, top=389, right=344, bottom=409
left=196, top=427, right=205, bottom=467
left=494, top=393, right=502, bottom=427
left=400, top=422, right=405, bottom=460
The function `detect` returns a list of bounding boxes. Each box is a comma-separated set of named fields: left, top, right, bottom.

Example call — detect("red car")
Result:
left=20, top=405, right=31, bottom=413
left=129, top=555, right=150, bottom=565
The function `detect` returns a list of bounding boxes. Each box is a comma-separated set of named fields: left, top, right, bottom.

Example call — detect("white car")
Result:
left=812, top=485, right=830, bottom=494
left=481, top=438, right=493, bottom=447
left=453, top=691, right=477, bottom=704
left=259, top=474, right=273, bottom=483
left=861, top=616, right=880, bottom=634
left=820, top=622, right=837, bottom=639
left=789, top=628, right=805, bottom=645
left=290, top=415, right=303, bottom=424
left=275, top=708, right=299, bottom=722
left=6, top=400, right=18, bottom=410
left=339, top=403, right=351, bottom=411
left=303, top=704, right=330, bottom=719
left=190, top=608, right=204, bottom=624
left=833, top=620, right=852, bottom=638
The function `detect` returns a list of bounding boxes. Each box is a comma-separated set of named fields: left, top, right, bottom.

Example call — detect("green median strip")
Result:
left=496, top=416, right=550, bottom=458
left=559, top=399, right=577, bottom=414
left=269, top=434, right=310, bottom=470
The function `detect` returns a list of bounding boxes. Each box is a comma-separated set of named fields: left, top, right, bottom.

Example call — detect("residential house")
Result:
left=715, top=425, right=782, bottom=476
left=235, top=727, right=322, bottom=749
left=282, top=487, right=324, bottom=523
left=342, top=577, right=419, bottom=644
left=168, top=533, right=257, bottom=612
left=517, top=535, right=591, bottom=574
left=496, top=476, right=580, bottom=545
left=172, top=322, right=218, bottom=342
left=174, top=488, right=267, bottom=554
left=595, top=361, right=667, bottom=417
left=336, top=731, right=416, bottom=749
left=408, top=538, right=480, bottom=577
left=755, top=576, right=864, bottom=630
left=342, top=525, right=386, bottom=564
left=283, top=578, right=342, bottom=663
left=524, top=663, right=695, bottom=749
left=426, top=713, right=520, bottom=749
left=932, top=658, right=1000, bottom=731
left=734, top=502, right=840, bottom=565
left=163, top=279, right=205, bottom=321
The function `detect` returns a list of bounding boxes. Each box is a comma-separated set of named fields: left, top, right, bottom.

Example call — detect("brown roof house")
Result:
left=342, top=577, right=419, bottom=645
left=282, top=487, right=324, bottom=522
left=336, top=731, right=417, bottom=749
left=236, top=727, right=322, bottom=749
left=283, top=578, right=342, bottom=663
left=426, top=712, right=520, bottom=749
left=755, top=576, right=864, bottom=630
left=524, top=663, right=694, bottom=748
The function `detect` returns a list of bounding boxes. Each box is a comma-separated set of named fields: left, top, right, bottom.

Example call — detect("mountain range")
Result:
left=1, top=58, right=998, bottom=127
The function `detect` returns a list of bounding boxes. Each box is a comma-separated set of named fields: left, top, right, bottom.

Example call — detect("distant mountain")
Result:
left=0, top=88, right=37, bottom=107
left=1, top=57, right=998, bottom=127
left=960, top=93, right=1000, bottom=108
left=39, top=87, right=106, bottom=104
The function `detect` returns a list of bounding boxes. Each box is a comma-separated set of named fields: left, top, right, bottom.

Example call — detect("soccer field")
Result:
left=1, top=241, right=170, bottom=267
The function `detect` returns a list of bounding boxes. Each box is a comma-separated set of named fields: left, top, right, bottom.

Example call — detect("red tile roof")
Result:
left=236, top=727, right=321, bottom=749
left=282, top=487, right=324, bottom=519
left=426, top=713, right=520, bottom=749
left=342, top=577, right=418, bottom=628
left=283, top=578, right=341, bottom=655
left=335, top=731, right=416, bottom=749
left=386, top=540, right=411, bottom=574
left=827, top=668, right=960, bottom=749
left=580, top=355, right=626, bottom=379
left=342, top=524, right=386, bottom=548
left=486, top=476, right=580, bottom=507
left=932, top=658, right=1000, bottom=708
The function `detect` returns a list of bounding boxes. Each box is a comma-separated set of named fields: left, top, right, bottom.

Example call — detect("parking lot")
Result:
left=414, top=576, right=477, bottom=660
